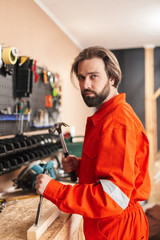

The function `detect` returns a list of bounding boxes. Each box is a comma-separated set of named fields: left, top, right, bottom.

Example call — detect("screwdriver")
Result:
left=35, top=168, right=49, bottom=226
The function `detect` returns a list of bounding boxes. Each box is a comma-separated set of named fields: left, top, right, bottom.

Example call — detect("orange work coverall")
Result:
left=44, top=93, right=151, bottom=240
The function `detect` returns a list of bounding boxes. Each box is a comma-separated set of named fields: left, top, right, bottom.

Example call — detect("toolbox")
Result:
left=65, top=136, right=84, bottom=158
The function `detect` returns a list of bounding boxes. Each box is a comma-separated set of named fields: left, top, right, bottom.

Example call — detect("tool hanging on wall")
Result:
left=43, top=70, right=48, bottom=84
left=19, top=56, right=29, bottom=66
left=18, top=99, right=25, bottom=135
left=44, top=72, right=53, bottom=109
left=16, top=57, right=33, bottom=97
left=45, top=95, right=53, bottom=108
left=2, top=47, right=18, bottom=65
left=25, top=100, right=32, bottom=123
left=0, top=46, right=18, bottom=75
left=47, top=72, right=62, bottom=113
left=53, top=73, right=60, bottom=97
left=32, top=60, right=39, bottom=83
left=48, top=73, right=59, bottom=97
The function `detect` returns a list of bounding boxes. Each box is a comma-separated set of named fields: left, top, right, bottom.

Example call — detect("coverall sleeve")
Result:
left=43, top=125, right=150, bottom=218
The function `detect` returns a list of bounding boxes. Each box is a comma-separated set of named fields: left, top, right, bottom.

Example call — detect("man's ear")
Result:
left=110, top=78, right=115, bottom=86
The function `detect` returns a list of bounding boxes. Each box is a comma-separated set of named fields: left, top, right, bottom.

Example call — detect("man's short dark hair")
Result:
left=71, top=46, right=122, bottom=88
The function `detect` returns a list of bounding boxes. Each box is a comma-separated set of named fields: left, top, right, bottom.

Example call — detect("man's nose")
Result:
left=83, top=76, right=91, bottom=89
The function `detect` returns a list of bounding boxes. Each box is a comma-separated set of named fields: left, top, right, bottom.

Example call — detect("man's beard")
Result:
left=81, top=81, right=110, bottom=107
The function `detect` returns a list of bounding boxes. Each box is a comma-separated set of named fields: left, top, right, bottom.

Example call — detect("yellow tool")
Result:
left=19, top=56, right=29, bottom=66
left=0, top=195, right=39, bottom=212
left=43, top=70, right=48, bottom=84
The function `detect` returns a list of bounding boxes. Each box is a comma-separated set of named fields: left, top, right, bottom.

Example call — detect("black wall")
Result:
left=112, top=47, right=160, bottom=151
left=112, top=48, right=145, bottom=126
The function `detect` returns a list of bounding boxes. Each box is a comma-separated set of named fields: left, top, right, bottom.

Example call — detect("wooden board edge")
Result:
left=27, top=205, right=60, bottom=240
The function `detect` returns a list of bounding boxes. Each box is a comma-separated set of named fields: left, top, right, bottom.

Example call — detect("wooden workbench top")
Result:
left=0, top=189, right=83, bottom=240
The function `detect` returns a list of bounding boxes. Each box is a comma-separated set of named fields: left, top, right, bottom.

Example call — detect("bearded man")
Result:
left=35, top=46, right=151, bottom=240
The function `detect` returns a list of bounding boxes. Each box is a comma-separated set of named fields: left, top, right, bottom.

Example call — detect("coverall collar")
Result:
left=90, top=93, right=126, bottom=127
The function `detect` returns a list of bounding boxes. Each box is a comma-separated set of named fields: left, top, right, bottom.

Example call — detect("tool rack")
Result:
left=0, top=59, right=62, bottom=136
left=0, top=133, right=62, bottom=176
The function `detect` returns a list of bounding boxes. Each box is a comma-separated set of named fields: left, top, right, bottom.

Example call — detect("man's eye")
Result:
left=91, top=74, right=97, bottom=79
left=78, top=75, right=85, bottom=81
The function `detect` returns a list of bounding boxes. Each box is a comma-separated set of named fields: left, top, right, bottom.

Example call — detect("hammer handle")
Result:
left=70, top=170, right=77, bottom=182
left=64, top=152, right=77, bottom=182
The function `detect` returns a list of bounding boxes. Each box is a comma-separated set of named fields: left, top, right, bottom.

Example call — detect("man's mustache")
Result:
left=82, top=89, right=97, bottom=95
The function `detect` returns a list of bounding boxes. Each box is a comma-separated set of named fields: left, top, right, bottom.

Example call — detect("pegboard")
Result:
left=30, top=67, right=46, bottom=112
left=0, top=69, right=14, bottom=111
left=0, top=61, right=61, bottom=136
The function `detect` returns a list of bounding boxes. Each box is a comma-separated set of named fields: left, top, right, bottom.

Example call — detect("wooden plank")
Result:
left=153, top=87, right=160, bottom=99
left=69, top=214, right=83, bottom=239
left=77, top=218, right=85, bottom=240
left=27, top=205, right=60, bottom=240
left=145, top=47, right=154, bottom=181
left=53, top=214, right=84, bottom=240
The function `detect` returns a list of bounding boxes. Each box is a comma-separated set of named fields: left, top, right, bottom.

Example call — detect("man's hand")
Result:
left=62, top=155, right=79, bottom=173
left=35, top=174, right=52, bottom=195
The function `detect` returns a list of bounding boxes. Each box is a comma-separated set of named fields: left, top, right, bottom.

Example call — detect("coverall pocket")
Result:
left=83, top=138, right=98, bottom=159
left=97, top=216, right=120, bottom=240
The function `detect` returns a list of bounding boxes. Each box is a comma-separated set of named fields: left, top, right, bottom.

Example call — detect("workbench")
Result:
left=0, top=189, right=84, bottom=240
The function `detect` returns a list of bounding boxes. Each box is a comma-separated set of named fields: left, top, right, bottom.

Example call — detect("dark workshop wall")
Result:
left=112, top=48, right=145, bottom=126
left=154, top=47, right=160, bottom=92
left=113, top=47, right=160, bottom=151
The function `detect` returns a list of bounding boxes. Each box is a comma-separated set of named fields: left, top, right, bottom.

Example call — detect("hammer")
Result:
left=49, top=122, right=77, bottom=182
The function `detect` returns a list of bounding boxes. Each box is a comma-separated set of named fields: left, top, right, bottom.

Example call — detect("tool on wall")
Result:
left=43, top=69, right=48, bottom=84
left=17, top=99, right=25, bottom=135
left=48, top=72, right=62, bottom=114
left=0, top=46, right=18, bottom=75
left=32, top=60, right=39, bottom=83
left=19, top=56, right=29, bottom=66
left=26, top=100, right=31, bottom=123
left=35, top=168, right=49, bottom=226
left=45, top=95, right=53, bottom=108
left=2, top=47, right=18, bottom=65
left=16, top=57, right=33, bottom=97
left=48, top=72, right=60, bottom=98
left=49, top=122, right=77, bottom=182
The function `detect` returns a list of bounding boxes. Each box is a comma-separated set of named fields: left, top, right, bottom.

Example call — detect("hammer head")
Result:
left=49, top=122, right=69, bottom=135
